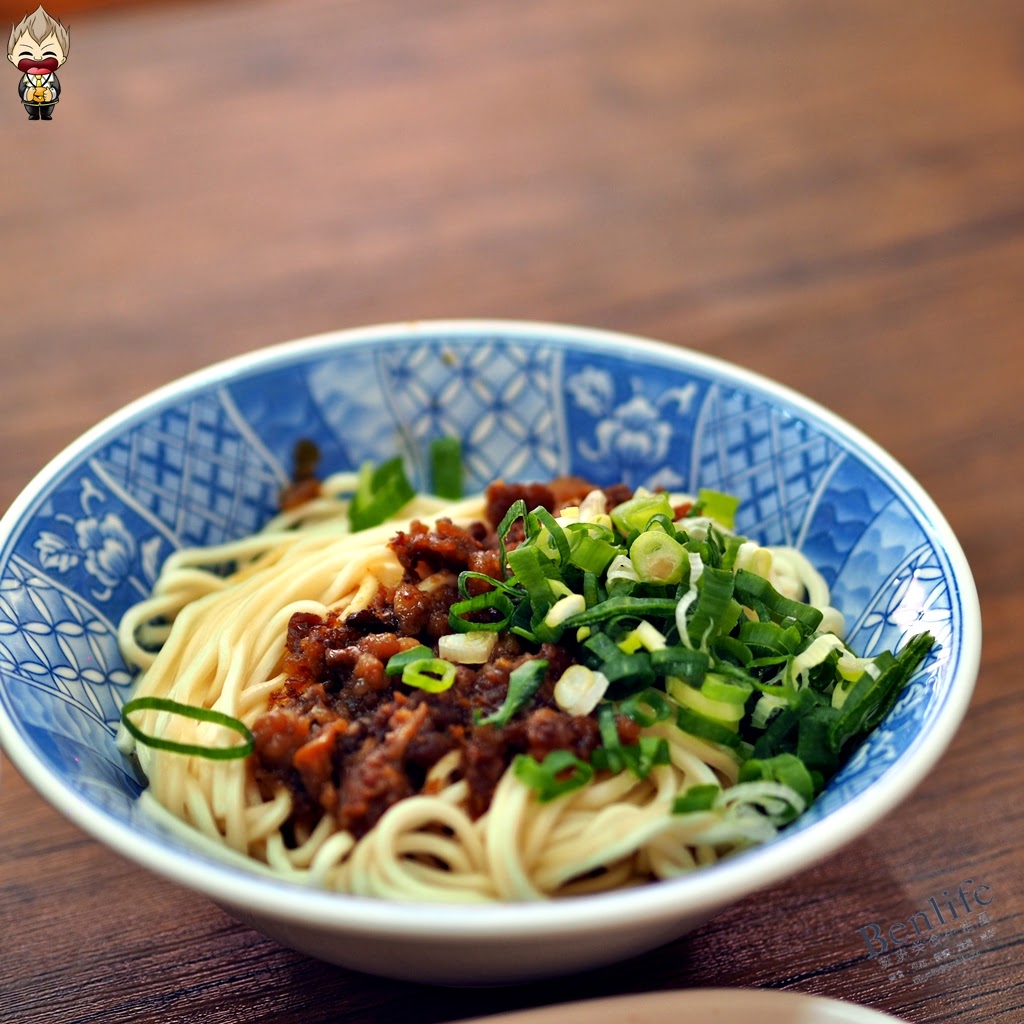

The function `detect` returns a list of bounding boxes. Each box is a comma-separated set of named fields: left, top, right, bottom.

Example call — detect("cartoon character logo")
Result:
left=7, top=6, right=69, bottom=121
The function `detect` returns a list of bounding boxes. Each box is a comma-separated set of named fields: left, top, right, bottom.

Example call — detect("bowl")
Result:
left=452, top=988, right=909, bottom=1023
left=0, top=320, right=979, bottom=984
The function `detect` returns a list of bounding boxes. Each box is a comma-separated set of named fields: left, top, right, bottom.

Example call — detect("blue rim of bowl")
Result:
left=0, top=319, right=981, bottom=940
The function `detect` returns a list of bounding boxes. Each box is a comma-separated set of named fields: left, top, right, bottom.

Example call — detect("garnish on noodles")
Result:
left=117, top=441, right=933, bottom=901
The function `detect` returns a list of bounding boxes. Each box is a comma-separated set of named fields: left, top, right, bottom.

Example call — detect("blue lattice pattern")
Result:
left=377, top=338, right=566, bottom=492
left=690, top=384, right=843, bottom=547
left=95, top=392, right=280, bottom=548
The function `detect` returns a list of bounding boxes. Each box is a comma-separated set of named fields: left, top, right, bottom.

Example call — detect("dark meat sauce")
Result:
left=249, top=479, right=636, bottom=841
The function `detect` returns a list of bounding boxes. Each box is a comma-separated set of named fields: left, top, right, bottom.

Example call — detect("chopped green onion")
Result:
left=643, top=512, right=678, bottom=537
left=582, top=570, right=603, bottom=608
left=618, top=687, right=674, bottom=726
left=828, top=632, right=934, bottom=750
left=385, top=645, right=435, bottom=676
left=734, top=569, right=823, bottom=636
left=634, top=620, right=669, bottom=651
left=591, top=734, right=669, bottom=779
left=701, top=672, right=754, bottom=705
left=796, top=705, right=840, bottom=774
left=348, top=455, right=416, bottom=531
left=513, top=750, right=593, bottom=801
left=719, top=534, right=747, bottom=572
left=605, top=553, right=641, bottom=586
left=630, top=530, right=686, bottom=585
left=583, top=632, right=656, bottom=687
left=675, top=704, right=744, bottom=748
left=582, top=630, right=620, bottom=663
left=738, top=619, right=804, bottom=656
left=456, top=570, right=522, bottom=600
left=120, top=696, right=254, bottom=760
left=476, top=659, right=548, bottom=727
left=347, top=476, right=934, bottom=837
left=750, top=690, right=790, bottom=730
left=429, top=436, right=463, bottom=499
left=752, top=706, right=798, bottom=758
left=562, top=593, right=679, bottom=628
left=712, top=634, right=754, bottom=667
left=566, top=526, right=619, bottom=575
left=620, top=736, right=670, bottom=778
left=438, top=631, right=498, bottom=665
left=685, top=566, right=739, bottom=647
left=553, top=664, right=610, bottom=716
left=495, top=498, right=529, bottom=577
left=593, top=702, right=626, bottom=773
left=448, top=589, right=515, bottom=633
left=667, top=676, right=745, bottom=728
left=531, top=506, right=572, bottom=566
left=650, top=646, right=709, bottom=685
left=718, top=779, right=807, bottom=827
left=738, top=753, right=815, bottom=819
left=506, top=543, right=559, bottom=613
left=402, top=658, right=457, bottom=693
left=695, top=488, right=740, bottom=530
left=610, top=491, right=675, bottom=536
left=543, top=593, right=586, bottom=630
left=672, top=783, right=720, bottom=814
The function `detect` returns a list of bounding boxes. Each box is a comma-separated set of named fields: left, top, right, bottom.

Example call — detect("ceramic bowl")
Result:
left=0, top=320, right=980, bottom=984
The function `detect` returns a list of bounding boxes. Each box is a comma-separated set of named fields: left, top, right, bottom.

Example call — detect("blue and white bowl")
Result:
left=0, top=320, right=980, bottom=984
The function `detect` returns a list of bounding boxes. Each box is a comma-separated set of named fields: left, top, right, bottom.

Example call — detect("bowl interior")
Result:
left=0, top=321, right=975, bottom=909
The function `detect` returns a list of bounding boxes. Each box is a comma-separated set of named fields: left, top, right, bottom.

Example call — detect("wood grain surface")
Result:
left=1, top=1, right=1022, bottom=1021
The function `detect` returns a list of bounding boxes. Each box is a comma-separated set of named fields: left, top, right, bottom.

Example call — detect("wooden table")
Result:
left=1, top=0, right=1021, bottom=1020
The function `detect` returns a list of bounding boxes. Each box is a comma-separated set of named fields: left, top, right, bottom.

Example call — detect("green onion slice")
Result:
left=120, top=696, right=254, bottom=760
left=695, top=488, right=740, bottom=530
left=618, top=687, right=674, bottom=727
left=456, top=570, right=521, bottom=600
left=796, top=705, right=840, bottom=773
left=476, top=658, right=548, bottom=727
left=738, top=619, right=804, bottom=656
left=562, top=594, right=679, bottom=628
left=686, top=566, right=738, bottom=647
left=594, top=702, right=625, bottom=772
left=621, top=736, right=671, bottom=778
left=402, top=658, right=457, bottom=693
left=429, top=436, right=463, bottom=499
left=734, top=569, right=823, bottom=636
left=610, top=492, right=675, bottom=536
left=701, top=672, right=754, bottom=705
left=448, top=589, right=515, bottom=633
left=564, top=522, right=619, bottom=576
left=506, top=544, right=558, bottom=613
left=496, top=498, right=530, bottom=576
left=672, top=782, right=721, bottom=814
left=738, top=752, right=816, bottom=818
left=676, top=704, right=744, bottom=748
left=592, top=732, right=670, bottom=780
left=650, top=646, right=709, bottom=686
left=385, top=645, right=435, bottom=676
left=513, top=750, right=593, bottom=802
left=828, top=632, right=934, bottom=750
left=583, top=632, right=656, bottom=687
left=531, top=506, right=572, bottom=566
left=348, top=455, right=416, bottom=531
left=630, top=530, right=686, bottom=585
